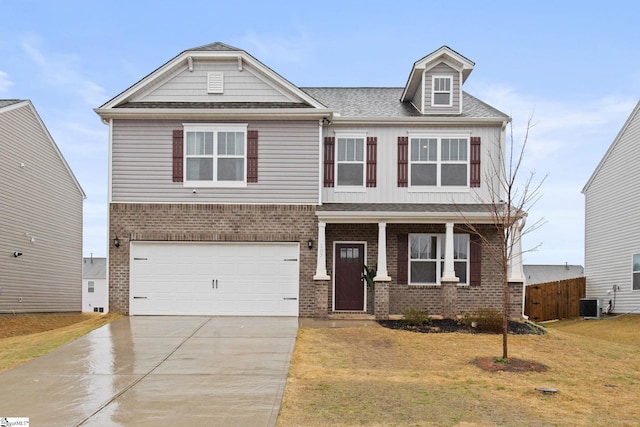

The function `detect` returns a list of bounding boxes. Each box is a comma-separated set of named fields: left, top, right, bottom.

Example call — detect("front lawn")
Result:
left=277, top=315, right=640, bottom=426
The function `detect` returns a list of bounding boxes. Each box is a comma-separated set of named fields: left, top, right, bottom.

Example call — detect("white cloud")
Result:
left=0, top=70, right=13, bottom=93
left=21, top=37, right=107, bottom=106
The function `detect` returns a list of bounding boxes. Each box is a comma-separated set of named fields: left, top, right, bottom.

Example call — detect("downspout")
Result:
left=318, top=119, right=323, bottom=206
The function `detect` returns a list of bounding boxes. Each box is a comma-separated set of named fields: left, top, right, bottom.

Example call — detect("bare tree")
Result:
left=459, top=116, right=545, bottom=359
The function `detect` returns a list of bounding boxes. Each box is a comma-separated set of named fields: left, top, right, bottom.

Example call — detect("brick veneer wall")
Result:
left=109, top=203, right=318, bottom=315
left=324, top=223, right=520, bottom=318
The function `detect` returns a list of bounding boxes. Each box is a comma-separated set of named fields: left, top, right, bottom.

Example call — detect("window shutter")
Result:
left=470, top=136, right=481, bottom=188
left=366, top=136, right=377, bottom=187
left=247, top=130, right=259, bottom=183
left=398, top=136, right=408, bottom=187
left=469, top=233, right=482, bottom=286
left=324, top=137, right=335, bottom=187
left=172, top=130, right=184, bottom=182
left=397, top=233, right=408, bottom=285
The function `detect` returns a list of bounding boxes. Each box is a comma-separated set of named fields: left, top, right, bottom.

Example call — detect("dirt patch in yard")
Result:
left=472, top=356, right=548, bottom=373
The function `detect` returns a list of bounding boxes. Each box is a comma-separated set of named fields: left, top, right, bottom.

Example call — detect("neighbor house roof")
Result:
left=82, top=257, right=106, bottom=279
left=523, top=264, right=584, bottom=285
left=0, top=99, right=23, bottom=109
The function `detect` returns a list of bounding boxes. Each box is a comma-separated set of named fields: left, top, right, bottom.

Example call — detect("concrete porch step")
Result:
left=329, top=312, right=375, bottom=320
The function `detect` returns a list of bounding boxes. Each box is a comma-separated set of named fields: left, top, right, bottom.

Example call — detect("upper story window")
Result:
left=432, top=76, right=453, bottom=106
left=409, top=136, right=469, bottom=187
left=336, top=135, right=365, bottom=189
left=183, top=124, right=247, bottom=187
left=409, top=234, right=469, bottom=285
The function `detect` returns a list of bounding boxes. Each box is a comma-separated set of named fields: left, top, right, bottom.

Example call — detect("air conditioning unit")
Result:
left=580, top=298, right=600, bottom=318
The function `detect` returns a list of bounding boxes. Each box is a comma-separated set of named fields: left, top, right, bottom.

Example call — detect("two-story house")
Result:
left=95, top=43, right=523, bottom=319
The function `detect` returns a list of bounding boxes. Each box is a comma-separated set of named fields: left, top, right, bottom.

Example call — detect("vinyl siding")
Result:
left=111, top=119, right=319, bottom=203
left=423, top=63, right=460, bottom=115
left=584, top=105, right=640, bottom=313
left=322, top=125, right=503, bottom=204
left=0, top=103, right=83, bottom=313
left=137, top=60, right=298, bottom=103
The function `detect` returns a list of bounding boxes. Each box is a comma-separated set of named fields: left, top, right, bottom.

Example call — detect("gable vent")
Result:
left=207, top=72, right=224, bottom=94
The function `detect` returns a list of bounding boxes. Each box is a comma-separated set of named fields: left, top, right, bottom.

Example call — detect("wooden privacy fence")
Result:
left=524, top=277, right=586, bottom=322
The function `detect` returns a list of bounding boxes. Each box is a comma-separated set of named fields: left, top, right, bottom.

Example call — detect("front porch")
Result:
left=311, top=204, right=525, bottom=320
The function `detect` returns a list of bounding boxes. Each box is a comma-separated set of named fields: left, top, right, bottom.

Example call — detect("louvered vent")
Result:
left=207, top=72, right=224, bottom=94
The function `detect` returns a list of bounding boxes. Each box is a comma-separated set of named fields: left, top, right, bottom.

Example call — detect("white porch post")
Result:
left=313, top=221, right=330, bottom=280
left=508, top=218, right=525, bottom=283
left=374, top=222, right=391, bottom=281
left=441, top=222, right=459, bottom=282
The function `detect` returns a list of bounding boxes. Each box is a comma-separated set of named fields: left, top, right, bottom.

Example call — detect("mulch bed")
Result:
left=472, top=356, right=548, bottom=372
left=377, top=319, right=546, bottom=335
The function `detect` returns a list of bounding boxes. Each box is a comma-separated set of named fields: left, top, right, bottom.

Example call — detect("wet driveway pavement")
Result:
left=0, top=316, right=298, bottom=426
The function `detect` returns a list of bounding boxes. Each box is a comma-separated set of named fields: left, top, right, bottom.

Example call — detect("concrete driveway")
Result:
left=0, top=316, right=298, bottom=426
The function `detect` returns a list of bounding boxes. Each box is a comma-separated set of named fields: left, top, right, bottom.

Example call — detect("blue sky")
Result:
left=2, top=0, right=639, bottom=265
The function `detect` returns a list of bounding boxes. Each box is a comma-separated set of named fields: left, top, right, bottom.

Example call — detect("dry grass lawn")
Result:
left=0, top=312, right=120, bottom=373
left=278, top=315, right=640, bottom=426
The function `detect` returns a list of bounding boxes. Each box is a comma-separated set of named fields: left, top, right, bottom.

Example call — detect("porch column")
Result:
left=374, top=222, right=391, bottom=281
left=508, top=218, right=525, bottom=283
left=313, top=221, right=330, bottom=280
left=441, top=222, right=459, bottom=282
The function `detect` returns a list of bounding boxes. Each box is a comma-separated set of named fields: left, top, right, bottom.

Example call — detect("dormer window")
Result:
left=432, top=76, right=452, bottom=106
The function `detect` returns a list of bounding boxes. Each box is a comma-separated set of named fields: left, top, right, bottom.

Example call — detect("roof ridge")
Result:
left=186, top=42, right=243, bottom=52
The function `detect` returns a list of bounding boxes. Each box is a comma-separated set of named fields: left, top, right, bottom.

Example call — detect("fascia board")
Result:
left=330, top=116, right=510, bottom=127
left=316, top=210, right=498, bottom=224
left=94, top=107, right=332, bottom=121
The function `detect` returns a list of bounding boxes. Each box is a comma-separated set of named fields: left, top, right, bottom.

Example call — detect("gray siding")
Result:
left=322, top=124, right=503, bottom=204
left=137, top=60, right=298, bottom=103
left=111, top=119, right=320, bottom=203
left=0, top=102, right=83, bottom=313
left=423, top=63, right=461, bottom=115
left=584, top=104, right=640, bottom=313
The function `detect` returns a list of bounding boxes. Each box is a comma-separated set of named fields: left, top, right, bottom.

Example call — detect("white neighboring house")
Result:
left=583, top=101, right=640, bottom=314
left=82, top=257, right=108, bottom=313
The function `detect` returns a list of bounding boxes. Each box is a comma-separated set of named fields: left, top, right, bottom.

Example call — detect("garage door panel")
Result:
left=130, top=242, right=299, bottom=316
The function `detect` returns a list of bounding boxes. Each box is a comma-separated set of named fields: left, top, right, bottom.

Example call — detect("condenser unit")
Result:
left=579, top=298, right=600, bottom=318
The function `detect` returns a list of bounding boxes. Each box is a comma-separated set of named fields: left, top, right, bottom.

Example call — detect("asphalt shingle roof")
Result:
left=0, top=99, right=23, bottom=109
left=302, top=88, right=508, bottom=119
left=316, top=203, right=501, bottom=213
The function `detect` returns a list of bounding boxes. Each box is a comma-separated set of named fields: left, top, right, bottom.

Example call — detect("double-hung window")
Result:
left=336, top=135, right=365, bottom=189
left=409, top=136, right=469, bottom=187
left=633, top=254, right=640, bottom=290
left=432, top=76, right=453, bottom=106
left=184, top=124, right=247, bottom=187
left=409, top=234, right=469, bottom=285
left=87, top=280, right=94, bottom=293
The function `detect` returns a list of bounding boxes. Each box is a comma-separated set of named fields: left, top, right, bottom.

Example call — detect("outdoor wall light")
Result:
left=13, top=252, right=23, bottom=257
left=113, top=236, right=120, bottom=248
left=308, top=239, right=314, bottom=250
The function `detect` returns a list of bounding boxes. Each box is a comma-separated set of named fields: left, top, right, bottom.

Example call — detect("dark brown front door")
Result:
left=335, top=243, right=365, bottom=311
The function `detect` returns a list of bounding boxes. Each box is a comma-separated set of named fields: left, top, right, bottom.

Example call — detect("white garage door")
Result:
left=130, top=242, right=299, bottom=316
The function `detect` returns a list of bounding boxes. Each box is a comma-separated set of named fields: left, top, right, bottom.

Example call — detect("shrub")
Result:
left=458, top=307, right=503, bottom=333
left=401, top=308, right=431, bottom=326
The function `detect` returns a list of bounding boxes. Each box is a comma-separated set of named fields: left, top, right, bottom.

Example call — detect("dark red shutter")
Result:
left=470, top=136, right=481, bottom=188
left=247, top=130, right=258, bottom=183
left=398, top=136, right=408, bottom=187
left=469, top=233, right=482, bottom=286
left=172, top=130, right=184, bottom=182
left=397, top=233, right=408, bottom=285
left=324, top=137, right=335, bottom=187
left=366, top=137, right=377, bottom=187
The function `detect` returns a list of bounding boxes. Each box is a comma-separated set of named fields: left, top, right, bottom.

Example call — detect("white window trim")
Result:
left=87, top=280, right=95, bottom=293
left=408, top=233, right=469, bottom=286
left=182, top=123, right=248, bottom=188
left=632, top=253, right=640, bottom=291
left=431, top=75, right=453, bottom=107
left=407, top=134, right=470, bottom=190
left=334, top=133, right=367, bottom=192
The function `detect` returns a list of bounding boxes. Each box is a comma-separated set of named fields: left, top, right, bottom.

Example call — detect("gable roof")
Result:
left=583, top=101, right=640, bottom=193
left=523, top=264, right=584, bottom=285
left=83, top=257, right=106, bottom=279
left=0, top=100, right=86, bottom=199
left=401, top=46, right=475, bottom=103
left=96, top=41, right=328, bottom=118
